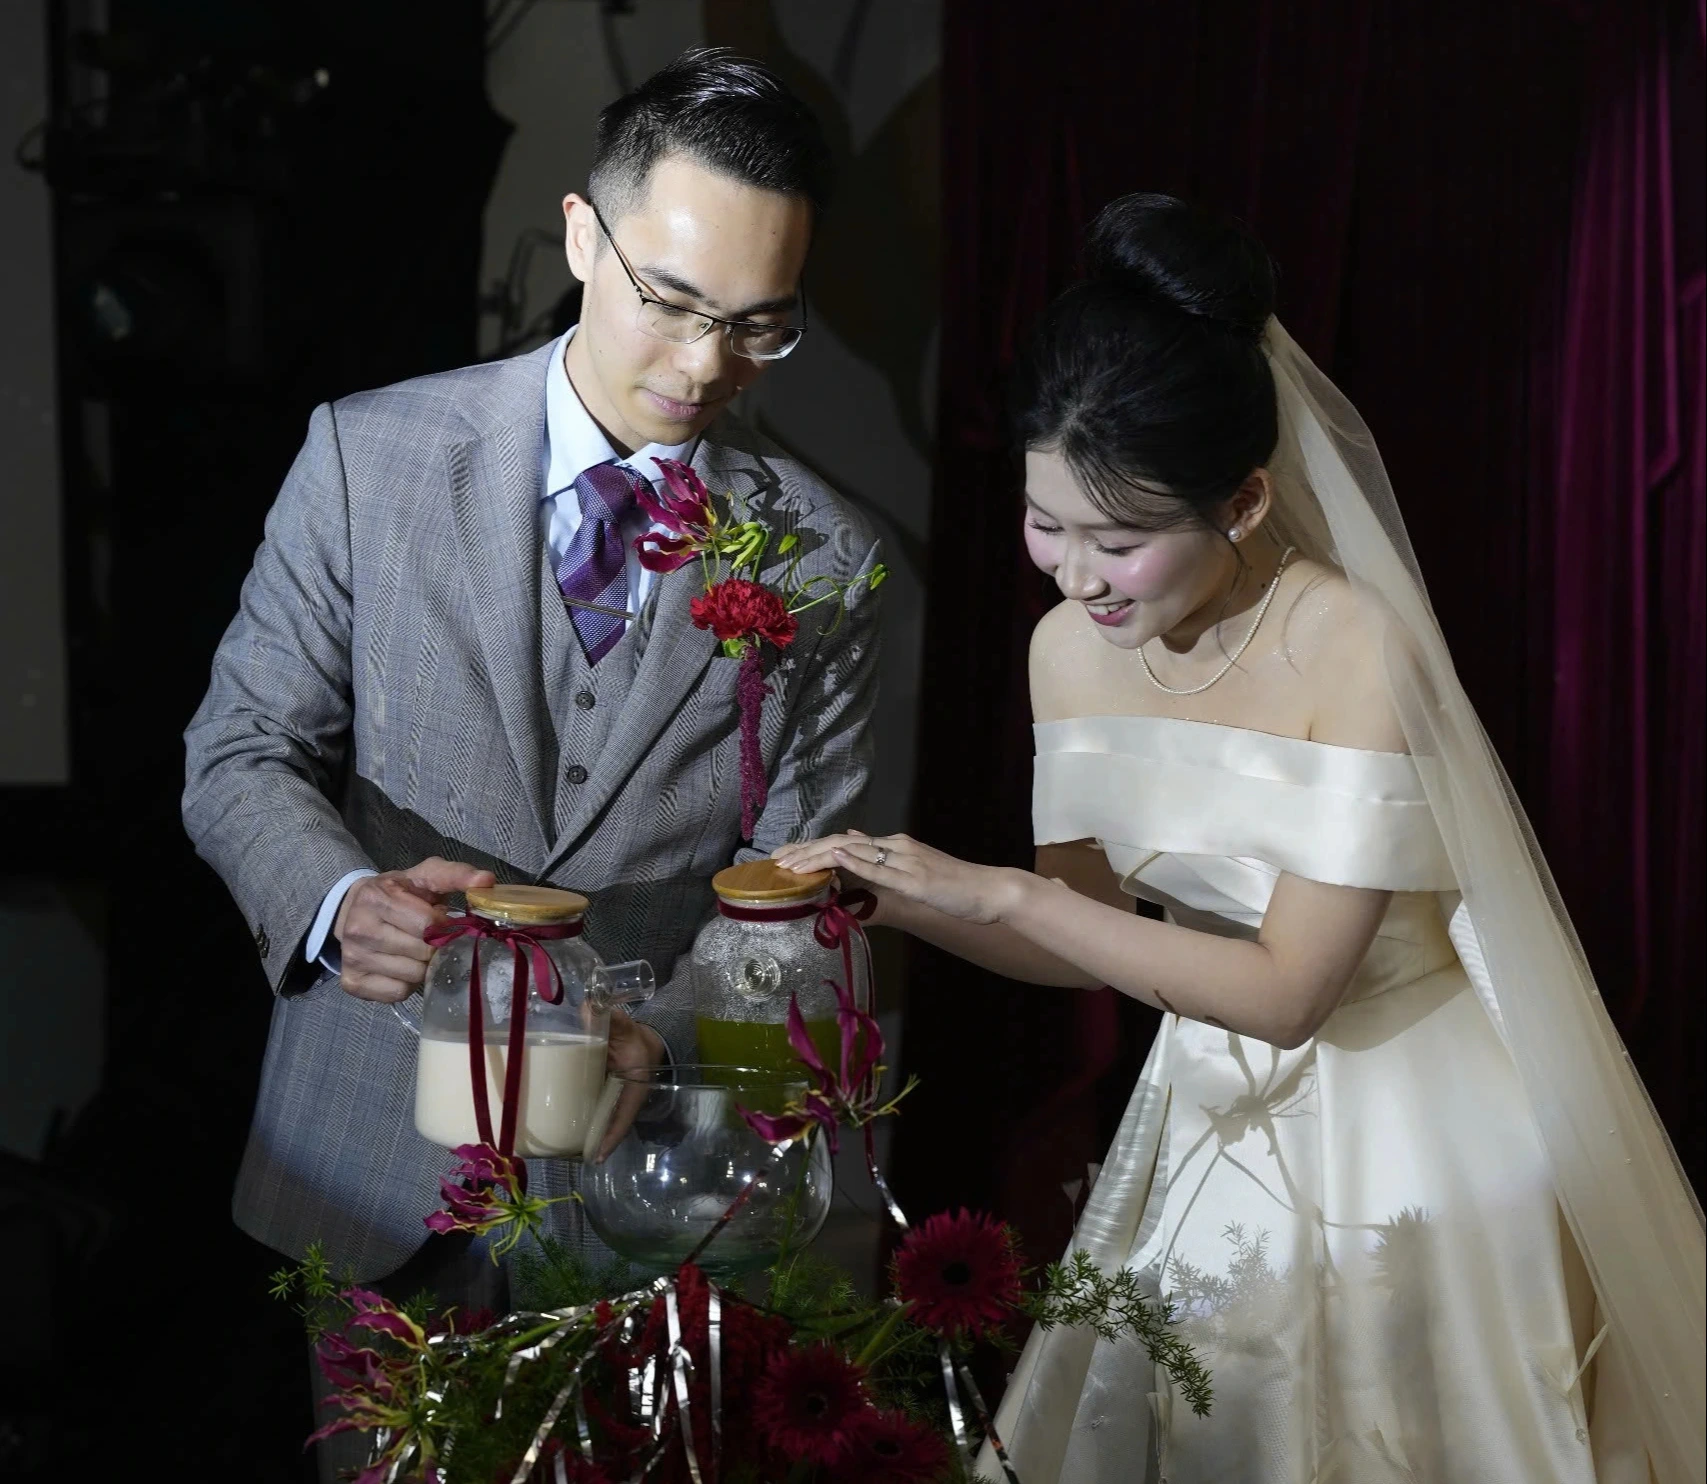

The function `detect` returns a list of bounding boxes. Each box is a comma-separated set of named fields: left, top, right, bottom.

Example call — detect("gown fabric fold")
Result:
left=983, top=714, right=1628, bottom=1484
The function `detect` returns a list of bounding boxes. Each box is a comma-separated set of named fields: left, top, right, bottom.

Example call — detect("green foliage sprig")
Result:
left=1026, top=1250, right=1213, bottom=1416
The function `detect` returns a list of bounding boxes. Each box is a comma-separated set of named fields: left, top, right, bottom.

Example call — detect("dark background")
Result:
left=898, top=0, right=1706, bottom=1290
left=4, top=2, right=509, bottom=1476
left=1, top=0, right=1701, bottom=1477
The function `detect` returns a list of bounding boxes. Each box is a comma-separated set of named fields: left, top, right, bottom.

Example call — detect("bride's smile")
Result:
left=1022, top=446, right=1290, bottom=668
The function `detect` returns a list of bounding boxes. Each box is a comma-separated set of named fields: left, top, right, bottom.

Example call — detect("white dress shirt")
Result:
left=541, top=325, right=699, bottom=615
left=305, top=328, right=701, bottom=968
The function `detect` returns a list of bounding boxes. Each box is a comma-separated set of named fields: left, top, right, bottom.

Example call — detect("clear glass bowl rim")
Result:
left=605, top=1062, right=812, bottom=1093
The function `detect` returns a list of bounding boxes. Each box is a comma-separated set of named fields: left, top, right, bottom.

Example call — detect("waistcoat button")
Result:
left=566, top=764, right=589, bottom=784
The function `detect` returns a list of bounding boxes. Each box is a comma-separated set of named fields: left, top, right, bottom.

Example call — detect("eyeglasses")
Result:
left=589, top=202, right=807, bottom=363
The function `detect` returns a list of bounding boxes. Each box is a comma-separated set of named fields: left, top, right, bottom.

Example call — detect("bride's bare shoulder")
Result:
left=1281, top=563, right=1408, bottom=751
left=1030, top=599, right=1102, bottom=723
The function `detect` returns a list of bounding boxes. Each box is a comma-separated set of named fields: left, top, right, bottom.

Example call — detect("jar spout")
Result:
left=589, top=959, right=656, bottom=1010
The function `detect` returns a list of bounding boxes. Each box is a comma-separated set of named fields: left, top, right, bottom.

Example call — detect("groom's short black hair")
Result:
left=589, top=48, right=833, bottom=222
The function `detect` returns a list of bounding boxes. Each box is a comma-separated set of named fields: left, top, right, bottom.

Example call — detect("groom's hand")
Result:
left=334, top=856, right=497, bottom=1003
left=595, top=1010, right=666, bottom=1162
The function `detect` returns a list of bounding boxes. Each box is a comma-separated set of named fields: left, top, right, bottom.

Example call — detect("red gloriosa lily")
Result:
left=642, top=457, right=717, bottom=533
left=423, top=1142, right=562, bottom=1257
left=314, top=1332, right=396, bottom=1397
left=634, top=530, right=701, bottom=573
left=739, top=959, right=892, bottom=1152
left=634, top=458, right=718, bottom=572
left=342, top=1288, right=428, bottom=1349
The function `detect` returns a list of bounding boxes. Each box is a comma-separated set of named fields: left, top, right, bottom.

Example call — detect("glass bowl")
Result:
left=580, top=1064, right=833, bottom=1279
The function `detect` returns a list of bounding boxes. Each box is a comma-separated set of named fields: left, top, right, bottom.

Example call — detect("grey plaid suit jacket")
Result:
left=183, top=343, right=881, bottom=1280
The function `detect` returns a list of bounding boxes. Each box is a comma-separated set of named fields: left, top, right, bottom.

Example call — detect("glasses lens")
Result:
left=731, top=325, right=803, bottom=361
left=638, top=300, right=714, bottom=344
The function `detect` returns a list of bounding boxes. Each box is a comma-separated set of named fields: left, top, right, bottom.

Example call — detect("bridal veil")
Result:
left=1261, top=320, right=1704, bottom=1482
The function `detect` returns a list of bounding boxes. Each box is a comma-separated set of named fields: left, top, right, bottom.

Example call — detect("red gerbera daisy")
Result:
left=829, top=1409, right=953, bottom=1483
left=892, top=1209, right=1024, bottom=1339
left=751, top=1342, right=872, bottom=1465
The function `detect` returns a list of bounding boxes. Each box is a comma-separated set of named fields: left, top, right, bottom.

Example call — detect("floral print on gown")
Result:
left=983, top=716, right=1608, bottom=1484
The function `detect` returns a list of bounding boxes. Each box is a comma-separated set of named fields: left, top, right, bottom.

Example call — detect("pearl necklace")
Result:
left=1136, top=546, right=1297, bottom=696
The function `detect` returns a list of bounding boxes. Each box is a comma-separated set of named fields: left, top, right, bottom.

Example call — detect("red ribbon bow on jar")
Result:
left=422, top=915, right=580, bottom=1159
left=718, top=886, right=876, bottom=1014
left=812, top=887, right=876, bottom=1014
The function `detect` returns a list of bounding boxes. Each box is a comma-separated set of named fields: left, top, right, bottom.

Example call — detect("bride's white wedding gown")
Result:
left=984, top=713, right=1629, bottom=1484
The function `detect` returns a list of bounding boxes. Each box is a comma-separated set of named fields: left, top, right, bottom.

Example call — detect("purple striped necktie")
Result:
left=555, top=460, right=648, bottom=665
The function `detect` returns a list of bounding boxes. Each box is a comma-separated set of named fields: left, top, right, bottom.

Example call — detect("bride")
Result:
left=776, top=195, right=1704, bottom=1483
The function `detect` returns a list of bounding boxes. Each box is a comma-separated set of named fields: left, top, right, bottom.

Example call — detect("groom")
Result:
left=183, top=50, right=881, bottom=1299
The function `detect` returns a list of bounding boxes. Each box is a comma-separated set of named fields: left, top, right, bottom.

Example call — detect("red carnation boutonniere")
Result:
left=690, top=578, right=800, bottom=651
left=636, top=457, right=886, bottom=839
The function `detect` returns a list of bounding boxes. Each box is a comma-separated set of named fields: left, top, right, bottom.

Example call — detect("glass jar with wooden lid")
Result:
left=403, top=884, right=654, bottom=1158
left=689, top=860, right=871, bottom=1084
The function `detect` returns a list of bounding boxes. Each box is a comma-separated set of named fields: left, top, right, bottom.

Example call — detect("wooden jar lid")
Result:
left=711, top=859, right=831, bottom=904
left=465, top=884, right=588, bottom=924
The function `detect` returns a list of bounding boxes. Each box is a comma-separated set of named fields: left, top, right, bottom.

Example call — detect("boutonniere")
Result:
left=633, top=458, right=886, bottom=840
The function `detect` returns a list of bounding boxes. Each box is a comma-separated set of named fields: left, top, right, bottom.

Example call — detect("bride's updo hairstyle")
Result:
left=1014, top=193, right=1279, bottom=532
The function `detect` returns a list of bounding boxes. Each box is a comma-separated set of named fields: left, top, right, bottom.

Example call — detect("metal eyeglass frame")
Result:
left=589, top=201, right=808, bottom=362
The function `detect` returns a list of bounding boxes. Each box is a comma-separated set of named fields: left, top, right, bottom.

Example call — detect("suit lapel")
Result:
left=446, top=411, right=554, bottom=849
left=540, top=561, right=717, bottom=875
left=538, top=435, right=776, bottom=875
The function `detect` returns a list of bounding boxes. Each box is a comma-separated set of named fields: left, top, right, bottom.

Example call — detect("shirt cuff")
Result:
left=305, top=867, right=379, bottom=971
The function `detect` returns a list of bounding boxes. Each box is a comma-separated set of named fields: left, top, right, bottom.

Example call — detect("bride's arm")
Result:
left=784, top=831, right=1389, bottom=1049
left=782, top=584, right=1400, bottom=1047
left=870, top=841, right=1122, bottom=990
left=995, top=867, right=1391, bottom=1048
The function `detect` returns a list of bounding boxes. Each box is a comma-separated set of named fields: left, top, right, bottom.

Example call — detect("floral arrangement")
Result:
left=276, top=1210, right=1208, bottom=1484
left=633, top=459, right=887, bottom=839
left=276, top=888, right=1211, bottom=1482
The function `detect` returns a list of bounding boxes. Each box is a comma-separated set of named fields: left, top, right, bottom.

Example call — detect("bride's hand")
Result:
left=773, top=831, right=1022, bottom=926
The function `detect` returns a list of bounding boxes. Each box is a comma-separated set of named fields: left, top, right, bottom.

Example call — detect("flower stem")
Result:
left=769, top=1124, right=818, bottom=1275
left=853, top=1299, right=914, bottom=1369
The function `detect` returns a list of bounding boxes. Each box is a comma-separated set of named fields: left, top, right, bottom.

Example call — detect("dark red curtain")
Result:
left=899, top=0, right=1705, bottom=1272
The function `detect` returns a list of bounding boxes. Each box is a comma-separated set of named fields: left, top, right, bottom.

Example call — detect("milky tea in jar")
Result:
left=412, top=885, right=653, bottom=1159
left=690, top=861, right=870, bottom=1090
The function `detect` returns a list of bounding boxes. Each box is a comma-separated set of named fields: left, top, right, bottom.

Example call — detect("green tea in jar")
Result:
left=690, top=860, right=872, bottom=1106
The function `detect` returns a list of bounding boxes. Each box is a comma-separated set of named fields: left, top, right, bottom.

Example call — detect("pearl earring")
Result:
left=1227, top=528, right=1242, bottom=542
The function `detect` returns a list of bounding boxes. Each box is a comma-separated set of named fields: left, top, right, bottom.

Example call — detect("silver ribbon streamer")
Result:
left=574, top=1393, right=595, bottom=1463
left=864, top=1127, right=911, bottom=1233
left=955, top=1356, right=1022, bottom=1484
left=707, top=1285, right=723, bottom=1475
left=639, top=1348, right=660, bottom=1437
left=663, top=1284, right=705, bottom=1484
left=347, top=1270, right=733, bottom=1484
left=383, top=1437, right=415, bottom=1483
left=509, top=1347, right=600, bottom=1484
left=871, top=1121, right=1028, bottom=1483
left=939, top=1343, right=970, bottom=1452
left=496, top=1310, right=587, bottom=1420
left=356, top=1422, right=418, bottom=1484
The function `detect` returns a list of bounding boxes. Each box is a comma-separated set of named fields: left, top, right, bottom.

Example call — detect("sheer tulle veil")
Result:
left=1262, top=319, right=1704, bottom=1481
